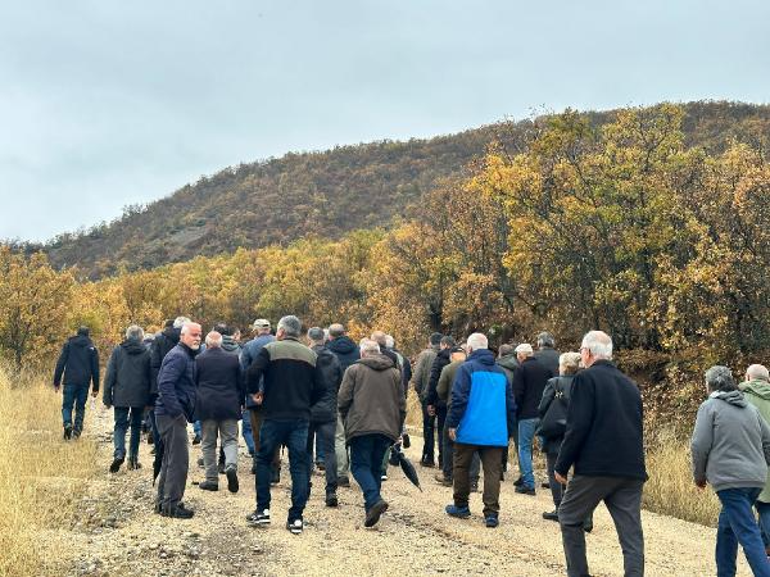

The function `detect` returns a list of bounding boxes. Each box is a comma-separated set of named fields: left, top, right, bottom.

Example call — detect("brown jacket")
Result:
left=338, top=354, right=405, bottom=443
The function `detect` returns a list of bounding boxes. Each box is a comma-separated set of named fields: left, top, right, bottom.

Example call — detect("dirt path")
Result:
left=43, top=407, right=751, bottom=576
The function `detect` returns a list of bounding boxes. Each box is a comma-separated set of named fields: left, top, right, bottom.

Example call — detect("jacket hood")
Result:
left=311, top=344, right=329, bottom=354
left=742, top=379, right=770, bottom=401
left=468, top=348, right=496, bottom=366
left=221, top=335, right=240, bottom=352
left=162, top=326, right=181, bottom=344
left=70, top=334, right=93, bottom=348
left=328, top=335, right=357, bottom=355
left=121, top=339, right=146, bottom=355
left=497, top=354, right=518, bottom=370
left=710, top=389, right=748, bottom=407
left=358, top=354, right=395, bottom=371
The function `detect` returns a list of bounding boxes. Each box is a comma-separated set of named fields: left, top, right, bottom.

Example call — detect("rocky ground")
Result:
left=41, top=408, right=751, bottom=577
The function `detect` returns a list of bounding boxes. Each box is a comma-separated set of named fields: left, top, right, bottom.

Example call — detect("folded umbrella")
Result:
left=392, top=443, right=422, bottom=492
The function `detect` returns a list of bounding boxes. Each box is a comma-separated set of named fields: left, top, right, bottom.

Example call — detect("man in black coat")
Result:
left=534, top=331, right=561, bottom=378
left=554, top=331, right=647, bottom=577
left=103, top=325, right=152, bottom=473
left=53, top=326, right=100, bottom=440
left=425, top=335, right=456, bottom=468
left=306, top=327, right=343, bottom=507
left=512, top=343, right=554, bottom=494
left=196, top=331, right=243, bottom=493
left=327, top=322, right=360, bottom=486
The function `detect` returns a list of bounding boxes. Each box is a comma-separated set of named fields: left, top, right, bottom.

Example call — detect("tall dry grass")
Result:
left=0, top=364, right=98, bottom=577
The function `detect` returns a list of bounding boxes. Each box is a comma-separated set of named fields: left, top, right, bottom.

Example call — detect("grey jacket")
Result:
left=691, top=390, right=770, bottom=492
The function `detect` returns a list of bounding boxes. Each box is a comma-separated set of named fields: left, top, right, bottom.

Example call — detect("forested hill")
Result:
left=34, top=101, right=770, bottom=278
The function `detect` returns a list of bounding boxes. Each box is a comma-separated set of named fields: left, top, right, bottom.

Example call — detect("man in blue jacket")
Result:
left=154, top=321, right=202, bottom=519
left=53, top=326, right=100, bottom=440
left=445, top=332, right=516, bottom=528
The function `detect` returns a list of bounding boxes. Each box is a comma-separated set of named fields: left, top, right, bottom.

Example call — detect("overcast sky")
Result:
left=1, top=0, right=768, bottom=241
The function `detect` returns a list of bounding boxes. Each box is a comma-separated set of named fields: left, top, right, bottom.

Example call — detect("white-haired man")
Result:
left=554, top=330, right=647, bottom=577
left=445, top=333, right=516, bottom=528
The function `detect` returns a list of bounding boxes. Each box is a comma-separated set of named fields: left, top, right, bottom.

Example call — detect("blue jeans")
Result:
left=517, top=418, right=540, bottom=489
left=350, top=434, right=392, bottom=512
left=114, top=407, right=144, bottom=460
left=193, top=420, right=202, bottom=436
left=716, top=487, right=770, bottom=577
left=242, top=409, right=255, bottom=455
left=756, top=500, right=770, bottom=547
left=256, top=419, right=310, bottom=522
left=62, top=383, right=89, bottom=433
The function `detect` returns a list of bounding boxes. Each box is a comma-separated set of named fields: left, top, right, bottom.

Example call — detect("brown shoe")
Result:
left=434, top=472, right=452, bottom=487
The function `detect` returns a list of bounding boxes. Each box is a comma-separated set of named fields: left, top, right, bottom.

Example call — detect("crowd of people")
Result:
left=52, top=318, right=770, bottom=575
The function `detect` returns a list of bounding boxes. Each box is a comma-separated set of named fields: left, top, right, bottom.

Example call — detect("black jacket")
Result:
left=555, top=360, right=647, bottom=481
left=53, top=334, right=100, bottom=391
left=534, top=347, right=560, bottom=378
left=195, top=347, right=243, bottom=421
left=246, top=337, right=324, bottom=421
left=537, top=375, right=574, bottom=454
left=103, top=339, right=152, bottom=408
left=310, top=344, right=343, bottom=423
left=327, top=336, right=360, bottom=373
left=512, top=356, right=554, bottom=420
left=150, top=327, right=180, bottom=399
left=426, top=348, right=452, bottom=407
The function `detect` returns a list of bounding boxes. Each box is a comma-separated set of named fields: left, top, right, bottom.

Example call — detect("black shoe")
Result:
left=109, top=457, right=124, bottom=473
left=72, top=429, right=81, bottom=439
left=470, top=482, right=479, bottom=493
left=63, top=425, right=72, bottom=440
left=199, top=480, right=219, bottom=491
left=515, top=485, right=536, bottom=496
left=218, top=462, right=226, bottom=475
left=162, top=503, right=194, bottom=519
left=127, top=457, right=142, bottom=470
left=226, top=468, right=239, bottom=493
left=247, top=509, right=270, bottom=527
left=364, top=500, right=389, bottom=528
left=542, top=481, right=551, bottom=489
left=150, top=447, right=156, bottom=455
left=316, top=461, right=326, bottom=472
left=147, top=431, right=154, bottom=445
left=251, top=462, right=257, bottom=475
left=420, top=458, right=435, bottom=468
left=542, top=510, right=559, bottom=522
left=197, top=456, right=204, bottom=468
left=513, top=476, right=524, bottom=487
left=192, top=434, right=201, bottom=445
left=337, top=476, right=350, bottom=487
left=326, top=494, right=338, bottom=508
left=583, top=521, right=593, bottom=533
left=402, top=433, right=411, bottom=448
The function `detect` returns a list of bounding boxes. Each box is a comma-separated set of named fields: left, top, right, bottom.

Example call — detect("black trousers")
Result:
left=421, top=402, right=436, bottom=462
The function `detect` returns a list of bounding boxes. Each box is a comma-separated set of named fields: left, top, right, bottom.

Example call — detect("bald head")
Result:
left=370, top=331, right=387, bottom=347
left=746, top=364, right=770, bottom=383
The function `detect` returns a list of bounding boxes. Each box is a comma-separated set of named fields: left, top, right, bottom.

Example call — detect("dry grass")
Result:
left=0, top=364, right=98, bottom=577
left=643, top=433, right=720, bottom=527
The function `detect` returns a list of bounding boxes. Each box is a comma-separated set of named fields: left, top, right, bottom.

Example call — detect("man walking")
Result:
left=103, top=325, right=152, bottom=472
left=245, top=315, right=324, bottom=535
left=338, top=339, right=405, bottom=527
left=155, top=322, right=202, bottom=519
left=555, top=331, right=647, bottom=577
left=411, top=333, right=442, bottom=467
left=425, top=335, right=456, bottom=468
left=196, top=331, right=243, bottom=494
left=53, top=326, right=100, bottom=440
left=445, top=333, right=515, bottom=528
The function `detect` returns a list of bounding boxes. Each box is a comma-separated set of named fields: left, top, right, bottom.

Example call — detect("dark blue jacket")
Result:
left=446, top=349, right=516, bottom=447
left=240, top=334, right=275, bottom=409
left=327, top=335, right=360, bottom=373
left=155, top=343, right=198, bottom=421
left=195, top=347, right=243, bottom=421
left=53, top=334, right=100, bottom=391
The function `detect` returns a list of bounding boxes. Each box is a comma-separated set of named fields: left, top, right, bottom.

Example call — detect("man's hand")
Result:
left=251, top=392, right=263, bottom=406
left=695, top=479, right=707, bottom=489
left=448, top=428, right=457, bottom=441
left=427, top=405, right=436, bottom=417
left=555, top=471, right=568, bottom=485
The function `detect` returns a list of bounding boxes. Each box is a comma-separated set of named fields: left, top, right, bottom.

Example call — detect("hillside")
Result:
left=34, top=101, right=770, bottom=278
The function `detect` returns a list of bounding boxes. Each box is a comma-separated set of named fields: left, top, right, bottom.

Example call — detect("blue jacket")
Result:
left=446, top=349, right=516, bottom=447
left=155, top=343, right=198, bottom=421
left=240, top=334, right=275, bottom=409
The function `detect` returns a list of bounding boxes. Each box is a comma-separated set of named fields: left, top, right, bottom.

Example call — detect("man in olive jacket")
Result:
left=338, top=339, right=405, bottom=528
left=103, top=325, right=152, bottom=473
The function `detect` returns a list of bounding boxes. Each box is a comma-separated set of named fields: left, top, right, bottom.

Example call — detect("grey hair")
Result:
left=360, top=339, right=380, bottom=356
left=173, top=316, right=191, bottom=329
left=205, top=331, right=223, bottom=348
left=466, top=333, right=488, bottom=352
left=125, top=325, right=144, bottom=341
left=746, top=364, right=770, bottom=382
left=705, top=365, right=737, bottom=392
left=277, top=315, right=302, bottom=338
left=328, top=323, right=346, bottom=338
left=180, top=322, right=201, bottom=335
left=385, top=335, right=395, bottom=349
left=581, top=331, right=613, bottom=359
left=559, top=352, right=582, bottom=376
left=537, top=331, right=555, bottom=348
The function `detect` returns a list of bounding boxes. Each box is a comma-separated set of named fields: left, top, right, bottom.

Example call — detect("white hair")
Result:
left=180, top=322, right=201, bottom=336
left=173, top=316, right=191, bottom=329
left=747, top=364, right=770, bottom=382
left=125, top=325, right=144, bottom=341
left=385, top=335, right=395, bottom=349
left=466, top=333, right=488, bottom=352
left=581, top=330, right=613, bottom=359
left=205, top=331, right=223, bottom=348
left=515, top=343, right=534, bottom=356
left=360, top=339, right=381, bottom=356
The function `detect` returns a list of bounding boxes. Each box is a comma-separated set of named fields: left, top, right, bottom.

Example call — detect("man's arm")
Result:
left=761, top=411, right=770, bottom=466
left=436, top=365, right=452, bottom=401
left=445, top=366, right=471, bottom=430
left=246, top=347, right=270, bottom=395
left=157, top=353, right=185, bottom=417
left=425, top=356, right=443, bottom=407
left=690, top=402, right=714, bottom=486
left=103, top=347, right=118, bottom=406
left=53, top=342, right=69, bottom=387
left=505, top=377, right=517, bottom=437
left=554, top=374, right=595, bottom=477
left=337, top=367, right=355, bottom=421
left=411, top=351, right=426, bottom=397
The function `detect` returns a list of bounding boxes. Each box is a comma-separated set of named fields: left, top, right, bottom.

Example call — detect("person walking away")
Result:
left=512, top=343, right=553, bottom=494
left=533, top=331, right=560, bottom=378
left=327, top=323, right=361, bottom=487
left=426, top=336, right=457, bottom=469
left=537, top=352, right=581, bottom=521
left=195, top=331, right=243, bottom=493
left=245, top=316, right=324, bottom=535
left=693, top=365, right=770, bottom=577
left=53, top=326, right=100, bottom=440
left=103, top=325, right=152, bottom=472
left=338, top=339, right=405, bottom=527
left=155, top=322, right=202, bottom=519
left=554, top=331, right=647, bottom=577
left=496, top=343, right=519, bottom=480
left=741, top=364, right=770, bottom=552
left=240, top=319, right=280, bottom=479
left=411, top=333, right=442, bottom=469
left=445, top=333, right=515, bottom=528
left=306, top=327, right=342, bottom=507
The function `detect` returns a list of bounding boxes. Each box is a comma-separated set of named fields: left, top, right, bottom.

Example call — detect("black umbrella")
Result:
left=391, top=443, right=422, bottom=492
left=152, top=442, right=164, bottom=485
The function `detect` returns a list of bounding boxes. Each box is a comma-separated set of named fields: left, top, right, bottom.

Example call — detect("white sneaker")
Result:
left=247, top=508, right=270, bottom=527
